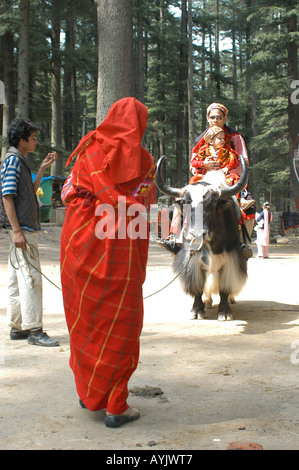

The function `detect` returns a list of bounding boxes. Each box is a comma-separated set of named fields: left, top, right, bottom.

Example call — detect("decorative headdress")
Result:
left=207, top=103, right=228, bottom=118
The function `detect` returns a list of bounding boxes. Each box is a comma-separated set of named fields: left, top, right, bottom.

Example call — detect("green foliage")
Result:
left=0, top=0, right=297, bottom=207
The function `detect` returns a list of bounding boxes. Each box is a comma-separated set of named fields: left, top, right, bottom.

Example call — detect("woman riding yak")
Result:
left=157, top=103, right=254, bottom=259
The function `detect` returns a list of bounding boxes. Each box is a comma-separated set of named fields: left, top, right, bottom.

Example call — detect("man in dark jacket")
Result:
left=0, top=118, right=59, bottom=346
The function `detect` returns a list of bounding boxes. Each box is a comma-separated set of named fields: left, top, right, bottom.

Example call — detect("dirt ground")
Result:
left=0, top=225, right=299, bottom=451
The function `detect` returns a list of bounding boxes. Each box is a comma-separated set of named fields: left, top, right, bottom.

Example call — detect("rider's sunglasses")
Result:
left=209, top=115, right=223, bottom=120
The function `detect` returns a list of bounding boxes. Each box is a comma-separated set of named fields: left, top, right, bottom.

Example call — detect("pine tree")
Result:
left=96, top=0, right=134, bottom=123
left=247, top=0, right=299, bottom=210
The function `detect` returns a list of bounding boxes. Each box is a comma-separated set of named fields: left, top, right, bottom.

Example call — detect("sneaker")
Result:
left=28, top=329, right=60, bottom=347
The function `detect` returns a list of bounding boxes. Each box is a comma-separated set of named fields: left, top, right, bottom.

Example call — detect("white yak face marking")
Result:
left=184, top=171, right=227, bottom=208
left=201, top=170, right=229, bottom=189
left=182, top=172, right=228, bottom=244
left=181, top=185, right=206, bottom=243
left=184, top=184, right=206, bottom=208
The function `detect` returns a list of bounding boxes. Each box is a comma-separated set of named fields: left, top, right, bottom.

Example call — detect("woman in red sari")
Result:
left=60, top=98, right=156, bottom=428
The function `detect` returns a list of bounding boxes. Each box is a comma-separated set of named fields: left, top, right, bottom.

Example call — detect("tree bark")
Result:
left=231, top=1, right=238, bottom=100
left=136, top=0, right=146, bottom=103
left=50, top=0, right=62, bottom=175
left=96, top=0, right=134, bottom=124
left=63, top=26, right=73, bottom=152
left=175, top=0, right=188, bottom=187
left=214, top=0, right=221, bottom=98
left=157, top=0, right=166, bottom=158
left=187, top=0, right=195, bottom=154
left=286, top=11, right=299, bottom=211
left=1, top=31, right=15, bottom=158
left=17, top=0, right=30, bottom=118
left=201, top=0, right=207, bottom=131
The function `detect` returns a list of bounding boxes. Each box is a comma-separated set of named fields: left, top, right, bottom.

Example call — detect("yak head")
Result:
left=155, top=155, right=248, bottom=251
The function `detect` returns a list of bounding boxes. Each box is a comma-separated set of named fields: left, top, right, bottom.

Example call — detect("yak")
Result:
left=155, top=155, right=249, bottom=321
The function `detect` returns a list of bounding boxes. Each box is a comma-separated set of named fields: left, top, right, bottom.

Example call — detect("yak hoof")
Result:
left=218, top=311, right=233, bottom=321
left=197, top=311, right=206, bottom=320
left=191, top=310, right=206, bottom=320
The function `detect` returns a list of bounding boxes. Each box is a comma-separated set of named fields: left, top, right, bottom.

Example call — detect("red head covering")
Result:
left=66, top=97, right=151, bottom=185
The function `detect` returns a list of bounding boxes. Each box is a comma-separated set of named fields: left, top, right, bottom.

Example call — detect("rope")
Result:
left=8, top=240, right=201, bottom=300
left=143, top=249, right=198, bottom=300
left=143, top=236, right=206, bottom=300
left=9, top=244, right=62, bottom=292
left=9, top=244, right=194, bottom=299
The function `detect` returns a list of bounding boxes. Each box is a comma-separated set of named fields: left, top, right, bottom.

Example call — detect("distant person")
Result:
left=0, top=118, right=59, bottom=347
left=256, top=202, right=273, bottom=258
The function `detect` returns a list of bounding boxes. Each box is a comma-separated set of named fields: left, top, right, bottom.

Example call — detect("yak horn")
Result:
left=155, top=155, right=183, bottom=198
left=220, top=155, right=248, bottom=197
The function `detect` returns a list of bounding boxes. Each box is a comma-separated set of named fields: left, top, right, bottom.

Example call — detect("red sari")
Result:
left=60, top=98, right=156, bottom=414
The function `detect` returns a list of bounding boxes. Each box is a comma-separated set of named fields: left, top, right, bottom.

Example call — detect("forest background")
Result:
left=0, top=0, right=298, bottom=211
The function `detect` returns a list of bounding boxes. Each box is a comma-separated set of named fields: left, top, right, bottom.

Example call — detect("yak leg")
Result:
left=218, top=291, right=233, bottom=321
left=191, top=294, right=206, bottom=320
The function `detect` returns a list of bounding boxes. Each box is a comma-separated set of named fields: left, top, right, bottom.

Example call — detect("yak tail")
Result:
left=203, top=253, right=223, bottom=297
left=204, top=271, right=220, bottom=298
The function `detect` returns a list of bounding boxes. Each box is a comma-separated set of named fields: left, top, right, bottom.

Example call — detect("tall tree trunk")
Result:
left=63, top=1, right=79, bottom=149
left=50, top=0, right=62, bottom=175
left=201, top=0, right=207, bottom=131
left=97, top=0, right=134, bottom=124
left=231, top=1, right=238, bottom=100
left=63, top=22, right=73, bottom=151
left=176, top=0, right=188, bottom=187
left=244, top=0, right=252, bottom=135
left=286, top=10, right=299, bottom=211
left=214, top=0, right=221, bottom=98
left=136, top=0, right=146, bottom=103
left=71, top=56, right=78, bottom=148
left=245, top=0, right=261, bottom=202
left=187, top=0, right=195, bottom=154
left=17, top=0, right=30, bottom=118
left=2, top=30, right=15, bottom=159
left=157, top=0, right=166, bottom=158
